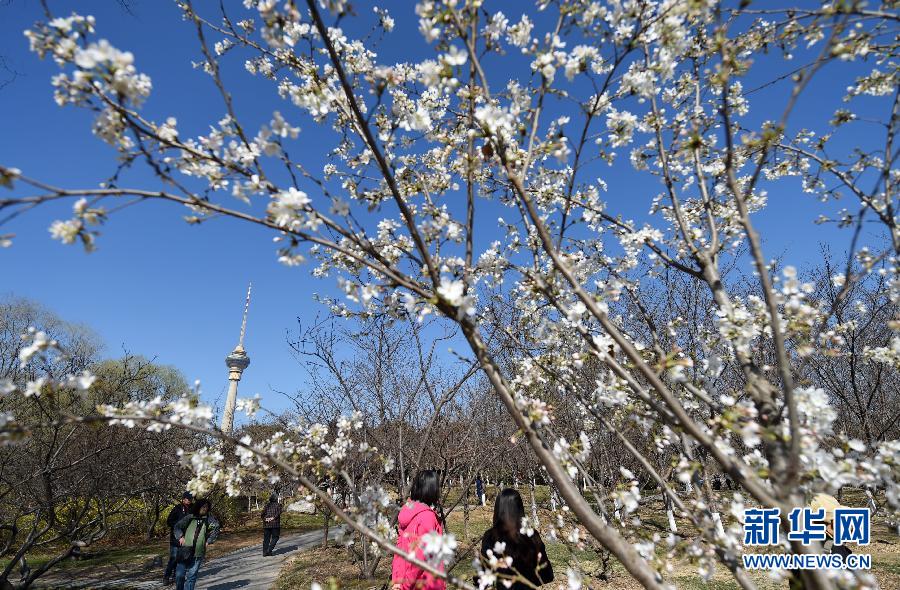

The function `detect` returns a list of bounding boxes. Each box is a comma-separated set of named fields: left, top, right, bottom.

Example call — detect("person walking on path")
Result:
left=391, top=470, right=446, bottom=590
left=262, top=493, right=283, bottom=556
left=173, top=499, right=220, bottom=590
left=477, top=488, right=553, bottom=589
left=163, top=492, right=193, bottom=585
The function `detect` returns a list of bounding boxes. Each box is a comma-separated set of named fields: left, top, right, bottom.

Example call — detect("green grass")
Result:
left=671, top=577, right=744, bottom=590
left=0, top=543, right=163, bottom=573
left=281, top=487, right=900, bottom=589
left=0, top=509, right=325, bottom=577
left=276, top=545, right=390, bottom=590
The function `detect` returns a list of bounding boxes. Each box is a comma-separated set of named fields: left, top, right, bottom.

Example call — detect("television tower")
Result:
left=221, top=283, right=251, bottom=433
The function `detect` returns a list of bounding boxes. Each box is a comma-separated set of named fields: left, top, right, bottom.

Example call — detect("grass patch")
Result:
left=280, top=489, right=900, bottom=589
left=5, top=509, right=325, bottom=585
left=277, top=545, right=391, bottom=590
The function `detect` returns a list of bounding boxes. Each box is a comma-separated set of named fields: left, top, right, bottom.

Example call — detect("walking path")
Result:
left=194, top=527, right=341, bottom=590
left=36, top=528, right=341, bottom=590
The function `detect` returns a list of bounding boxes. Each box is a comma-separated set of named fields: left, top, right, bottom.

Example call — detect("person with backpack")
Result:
left=172, top=498, right=220, bottom=590
left=477, top=488, right=553, bottom=589
left=163, top=492, right=192, bottom=585
left=262, top=493, right=283, bottom=556
left=391, top=470, right=446, bottom=590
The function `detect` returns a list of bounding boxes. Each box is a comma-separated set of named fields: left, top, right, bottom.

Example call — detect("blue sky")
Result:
left=0, top=1, right=334, bottom=421
left=0, top=1, right=888, bottom=423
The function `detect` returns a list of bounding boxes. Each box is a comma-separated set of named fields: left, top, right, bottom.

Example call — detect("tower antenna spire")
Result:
left=222, top=283, right=252, bottom=433
left=238, top=282, right=252, bottom=349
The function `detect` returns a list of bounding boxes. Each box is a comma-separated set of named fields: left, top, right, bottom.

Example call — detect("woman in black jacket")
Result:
left=477, top=489, right=554, bottom=589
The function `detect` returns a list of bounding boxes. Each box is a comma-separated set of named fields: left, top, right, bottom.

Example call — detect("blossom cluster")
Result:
left=5, top=1, right=900, bottom=587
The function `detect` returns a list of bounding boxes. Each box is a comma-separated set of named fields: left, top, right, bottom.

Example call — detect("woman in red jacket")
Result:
left=391, top=470, right=446, bottom=590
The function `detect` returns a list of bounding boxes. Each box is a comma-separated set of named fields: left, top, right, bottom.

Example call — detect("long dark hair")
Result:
left=493, top=488, right=525, bottom=540
left=410, top=470, right=441, bottom=506
left=409, top=469, right=445, bottom=524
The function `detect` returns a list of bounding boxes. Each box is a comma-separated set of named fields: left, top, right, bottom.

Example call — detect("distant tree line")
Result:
left=0, top=296, right=200, bottom=589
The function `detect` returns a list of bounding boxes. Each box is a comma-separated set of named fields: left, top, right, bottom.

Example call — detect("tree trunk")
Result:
left=145, top=499, right=161, bottom=541
left=398, top=425, right=406, bottom=499
left=362, top=533, right=369, bottom=577
left=666, top=495, right=678, bottom=547
left=463, top=485, right=470, bottom=541
left=711, top=511, right=725, bottom=536
left=865, top=487, right=878, bottom=513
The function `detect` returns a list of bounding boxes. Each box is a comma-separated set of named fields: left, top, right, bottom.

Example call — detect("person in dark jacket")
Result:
left=262, top=493, right=283, bottom=556
left=477, top=489, right=553, bottom=589
left=163, top=492, right=193, bottom=585
left=173, top=499, right=220, bottom=590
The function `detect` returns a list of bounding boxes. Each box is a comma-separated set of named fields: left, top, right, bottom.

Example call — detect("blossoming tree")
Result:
left=0, top=297, right=199, bottom=588
left=1, top=1, right=899, bottom=588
